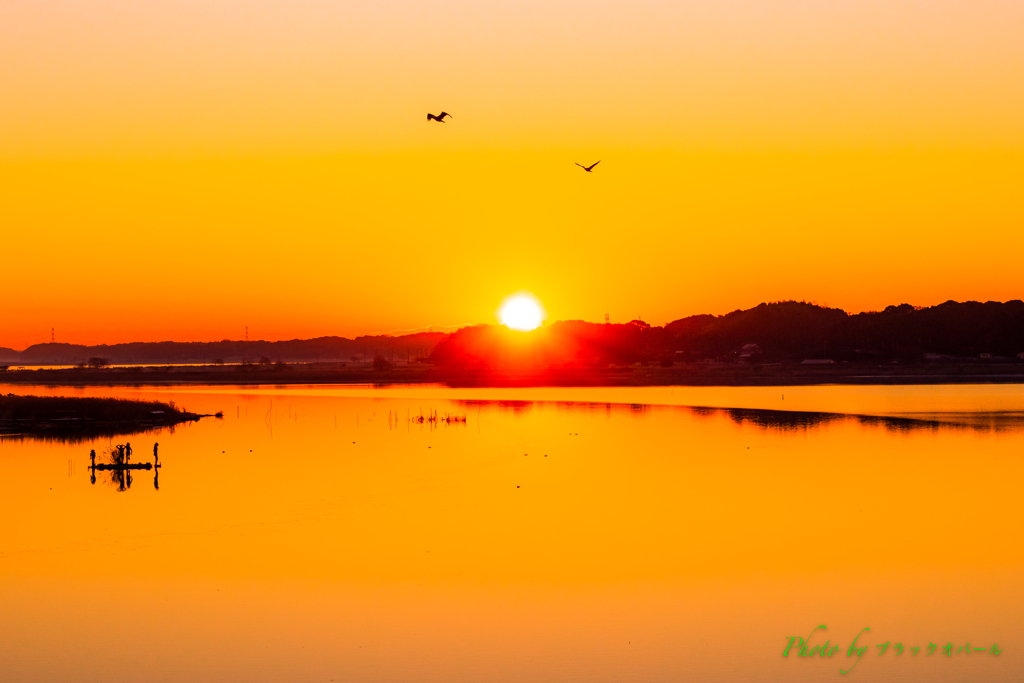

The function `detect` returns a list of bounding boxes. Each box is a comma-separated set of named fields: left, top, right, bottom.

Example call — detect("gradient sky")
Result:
left=2, top=1, right=1023, bottom=348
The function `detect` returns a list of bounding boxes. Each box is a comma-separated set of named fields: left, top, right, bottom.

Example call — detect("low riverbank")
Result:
left=0, top=394, right=216, bottom=440
left=3, top=361, right=1024, bottom=387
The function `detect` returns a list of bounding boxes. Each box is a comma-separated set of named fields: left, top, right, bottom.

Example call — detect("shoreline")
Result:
left=3, top=362, right=1024, bottom=388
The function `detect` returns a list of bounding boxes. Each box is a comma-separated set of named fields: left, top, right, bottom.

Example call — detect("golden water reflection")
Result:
left=0, top=384, right=1021, bottom=681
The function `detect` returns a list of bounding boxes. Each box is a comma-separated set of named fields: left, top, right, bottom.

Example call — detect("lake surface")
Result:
left=1, top=383, right=1022, bottom=682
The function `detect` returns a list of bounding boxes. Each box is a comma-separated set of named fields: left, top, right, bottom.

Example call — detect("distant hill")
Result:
left=6, top=300, right=1024, bottom=369
left=10, top=333, right=448, bottom=366
left=839, top=300, right=1024, bottom=359
left=670, top=299, right=1024, bottom=361
left=665, top=301, right=850, bottom=361
left=429, top=300, right=1024, bottom=369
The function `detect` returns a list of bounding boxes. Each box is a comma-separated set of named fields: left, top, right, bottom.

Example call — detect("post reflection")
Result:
left=89, top=441, right=162, bottom=491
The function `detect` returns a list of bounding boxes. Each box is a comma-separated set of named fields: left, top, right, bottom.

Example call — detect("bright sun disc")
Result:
left=499, top=294, right=544, bottom=331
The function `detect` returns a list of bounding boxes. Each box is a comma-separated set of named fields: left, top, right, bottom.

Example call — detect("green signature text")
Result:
left=783, top=625, right=1002, bottom=673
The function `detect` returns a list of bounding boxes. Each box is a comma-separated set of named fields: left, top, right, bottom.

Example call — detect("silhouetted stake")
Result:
left=575, top=160, right=601, bottom=172
left=427, top=111, right=452, bottom=122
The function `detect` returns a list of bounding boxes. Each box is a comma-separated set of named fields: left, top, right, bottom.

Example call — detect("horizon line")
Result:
left=5, top=298, right=1023, bottom=352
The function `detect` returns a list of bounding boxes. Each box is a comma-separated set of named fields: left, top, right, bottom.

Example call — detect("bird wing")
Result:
left=427, top=113, right=434, bottom=120
left=439, top=111, right=452, bottom=118
left=588, top=160, right=601, bottom=170
left=575, top=163, right=586, bottom=168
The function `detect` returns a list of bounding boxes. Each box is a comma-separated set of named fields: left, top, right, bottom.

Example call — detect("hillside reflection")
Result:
left=703, top=407, right=1024, bottom=432
left=458, top=399, right=1024, bottom=433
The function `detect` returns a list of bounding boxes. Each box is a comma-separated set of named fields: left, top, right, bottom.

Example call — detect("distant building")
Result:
left=738, top=343, right=763, bottom=363
left=981, top=353, right=993, bottom=359
left=800, top=359, right=835, bottom=365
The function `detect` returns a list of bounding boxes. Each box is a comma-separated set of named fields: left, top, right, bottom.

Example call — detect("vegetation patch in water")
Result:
left=0, top=394, right=214, bottom=439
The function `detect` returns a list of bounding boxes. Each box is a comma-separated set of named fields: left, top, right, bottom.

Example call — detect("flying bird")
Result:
left=427, top=111, right=453, bottom=122
left=575, top=160, right=601, bottom=172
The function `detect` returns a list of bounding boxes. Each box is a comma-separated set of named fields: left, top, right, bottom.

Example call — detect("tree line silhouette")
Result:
left=1, top=332, right=447, bottom=366
left=429, top=300, right=1024, bottom=368
left=3, top=300, right=1023, bottom=369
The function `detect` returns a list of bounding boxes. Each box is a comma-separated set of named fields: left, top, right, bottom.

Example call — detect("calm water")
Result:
left=1, top=383, right=1022, bottom=682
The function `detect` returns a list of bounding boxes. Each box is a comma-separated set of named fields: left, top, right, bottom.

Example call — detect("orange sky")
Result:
left=1, top=1, right=1023, bottom=348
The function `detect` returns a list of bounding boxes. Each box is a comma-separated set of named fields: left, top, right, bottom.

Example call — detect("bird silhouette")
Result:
left=575, top=160, right=601, bottom=172
left=427, top=111, right=452, bottom=122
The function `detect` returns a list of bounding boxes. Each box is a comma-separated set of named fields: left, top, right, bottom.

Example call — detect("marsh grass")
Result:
left=0, top=394, right=185, bottom=422
left=408, top=409, right=467, bottom=425
left=0, top=394, right=204, bottom=443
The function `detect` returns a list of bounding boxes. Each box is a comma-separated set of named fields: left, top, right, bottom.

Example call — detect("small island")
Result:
left=0, top=394, right=215, bottom=440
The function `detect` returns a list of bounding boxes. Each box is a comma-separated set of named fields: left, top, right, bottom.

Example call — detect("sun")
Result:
left=498, top=293, right=545, bottom=331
